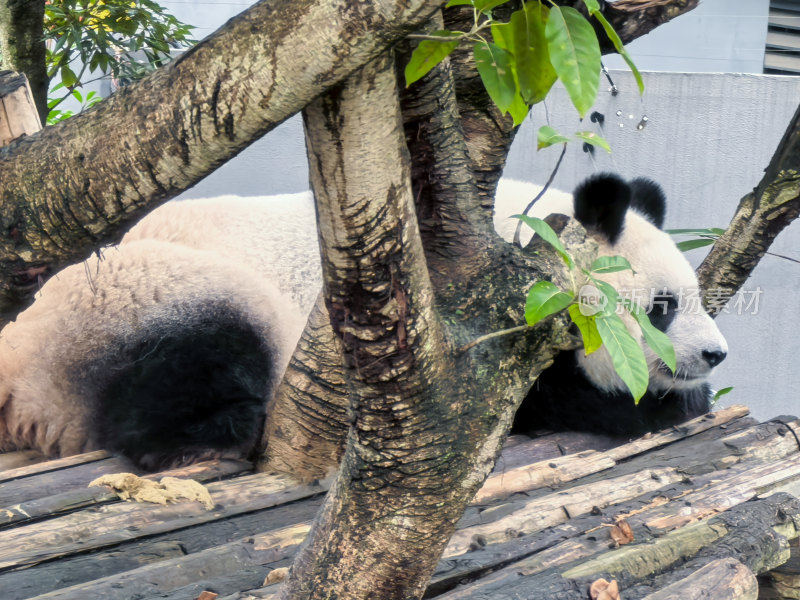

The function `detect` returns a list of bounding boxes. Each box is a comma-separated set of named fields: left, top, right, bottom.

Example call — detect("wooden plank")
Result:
left=0, top=450, right=110, bottom=484
left=27, top=524, right=309, bottom=600
left=0, top=450, right=46, bottom=472
left=0, top=71, right=41, bottom=146
left=770, top=8, right=800, bottom=31
left=0, top=458, right=251, bottom=527
left=0, top=472, right=329, bottom=570
left=640, top=558, right=758, bottom=600
left=433, top=494, right=800, bottom=599
left=0, top=495, right=323, bottom=599
left=475, top=406, right=751, bottom=504
left=604, top=405, right=751, bottom=462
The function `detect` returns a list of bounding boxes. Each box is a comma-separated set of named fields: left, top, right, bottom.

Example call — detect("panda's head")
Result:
left=525, top=172, right=728, bottom=394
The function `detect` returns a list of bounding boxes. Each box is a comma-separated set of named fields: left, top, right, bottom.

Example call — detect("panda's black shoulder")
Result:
left=513, top=351, right=711, bottom=437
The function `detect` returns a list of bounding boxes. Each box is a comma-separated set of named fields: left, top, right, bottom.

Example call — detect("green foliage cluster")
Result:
left=44, top=0, right=195, bottom=123
left=404, top=0, right=642, bottom=150
left=516, top=215, right=676, bottom=403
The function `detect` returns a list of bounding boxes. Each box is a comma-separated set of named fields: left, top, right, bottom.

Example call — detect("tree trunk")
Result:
left=0, top=0, right=47, bottom=123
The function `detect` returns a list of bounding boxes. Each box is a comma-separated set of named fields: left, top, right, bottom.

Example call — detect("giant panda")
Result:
left=0, top=173, right=726, bottom=471
left=0, top=192, right=321, bottom=471
left=495, top=173, right=728, bottom=437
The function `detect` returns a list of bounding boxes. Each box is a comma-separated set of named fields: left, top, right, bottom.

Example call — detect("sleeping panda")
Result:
left=0, top=173, right=726, bottom=470
left=0, top=193, right=321, bottom=470
left=495, top=173, right=728, bottom=437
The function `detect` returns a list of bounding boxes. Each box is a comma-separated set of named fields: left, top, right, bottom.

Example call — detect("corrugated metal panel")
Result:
left=765, top=2, right=800, bottom=74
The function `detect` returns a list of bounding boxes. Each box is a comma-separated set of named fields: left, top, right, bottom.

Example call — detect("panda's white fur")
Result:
left=0, top=174, right=727, bottom=467
left=0, top=193, right=319, bottom=468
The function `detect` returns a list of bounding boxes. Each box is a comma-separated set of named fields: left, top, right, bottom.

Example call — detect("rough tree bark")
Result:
left=0, top=0, right=47, bottom=123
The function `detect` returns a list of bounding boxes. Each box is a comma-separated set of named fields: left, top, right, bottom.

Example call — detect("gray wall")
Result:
left=602, top=0, right=769, bottom=74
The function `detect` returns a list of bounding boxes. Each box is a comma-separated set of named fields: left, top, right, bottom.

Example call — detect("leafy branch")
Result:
left=405, top=0, right=643, bottom=132
left=518, top=217, right=676, bottom=403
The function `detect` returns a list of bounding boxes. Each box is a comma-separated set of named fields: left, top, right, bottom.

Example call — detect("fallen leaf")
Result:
left=609, top=519, right=634, bottom=546
left=590, top=578, right=621, bottom=600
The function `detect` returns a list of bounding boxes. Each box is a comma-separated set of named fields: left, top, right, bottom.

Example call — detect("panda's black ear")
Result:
left=573, top=172, right=631, bottom=244
left=629, top=177, right=666, bottom=229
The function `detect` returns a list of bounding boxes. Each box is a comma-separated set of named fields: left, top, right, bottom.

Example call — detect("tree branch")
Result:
left=602, top=0, right=700, bottom=47
left=398, top=12, right=495, bottom=284
left=0, top=0, right=448, bottom=325
left=697, top=102, right=800, bottom=310
left=256, top=294, right=349, bottom=481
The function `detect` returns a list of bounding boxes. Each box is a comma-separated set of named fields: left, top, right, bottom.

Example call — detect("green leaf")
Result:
left=510, top=2, right=557, bottom=104
left=473, top=40, right=517, bottom=113
left=590, top=255, right=632, bottom=274
left=525, top=281, right=574, bottom=326
left=575, top=131, right=611, bottom=153
left=446, top=0, right=474, bottom=6
left=506, top=90, right=531, bottom=125
left=585, top=4, right=644, bottom=95
left=491, top=22, right=531, bottom=125
left=595, top=312, right=649, bottom=402
left=667, top=228, right=725, bottom=237
left=512, top=214, right=574, bottom=268
left=712, top=386, right=734, bottom=402
left=626, top=303, right=677, bottom=374
left=474, top=0, right=510, bottom=13
left=404, top=32, right=461, bottom=87
left=676, top=238, right=716, bottom=252
left=568, top=304, right=602, bottom=355
left=537, top=125, right=570, bottom=150
left=60, top=64, right=79, bottom=88
left=545, top=5, right=601, bottom=118
left=589, top=278, right=619, bottom=315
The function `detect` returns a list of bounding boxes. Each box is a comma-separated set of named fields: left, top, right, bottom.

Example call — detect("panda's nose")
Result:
left=702, top=349, right=727, bottom=368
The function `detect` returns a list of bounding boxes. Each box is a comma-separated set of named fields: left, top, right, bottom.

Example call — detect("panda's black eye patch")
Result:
left=647, top=293, right=678, bottom=332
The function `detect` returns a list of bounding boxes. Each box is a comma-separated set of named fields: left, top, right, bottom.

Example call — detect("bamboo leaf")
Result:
left=676, top=238, right=716, bottom=252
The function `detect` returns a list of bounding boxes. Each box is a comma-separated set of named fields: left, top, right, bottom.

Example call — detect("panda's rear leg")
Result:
left=90, top=303, right=273, bottom=471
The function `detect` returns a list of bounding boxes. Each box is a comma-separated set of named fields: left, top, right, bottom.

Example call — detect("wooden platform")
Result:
left=2, top=405, right=800, bottom=599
